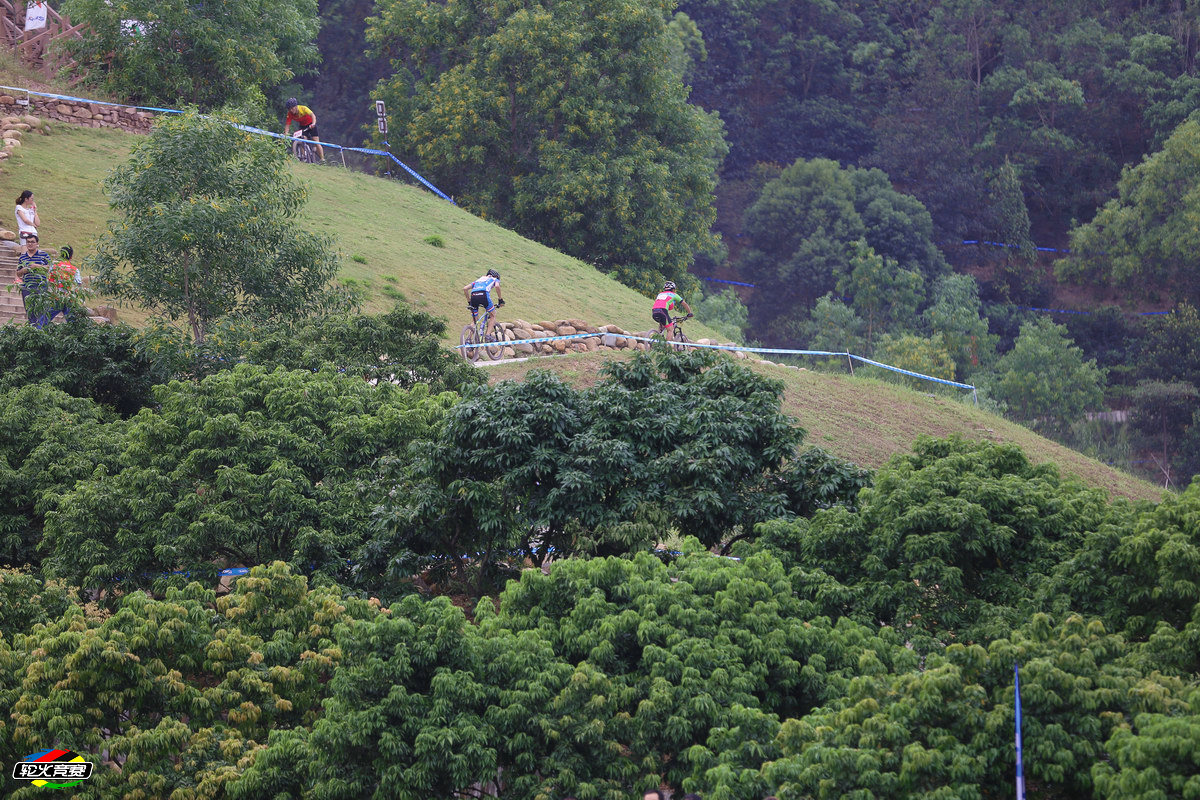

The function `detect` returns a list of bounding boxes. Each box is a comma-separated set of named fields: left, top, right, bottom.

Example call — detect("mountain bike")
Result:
left=655, top=313, right=692, bottom=351
left=292, top=131, right=319, bottom=164
left=460, top=303, right=505, bottom=362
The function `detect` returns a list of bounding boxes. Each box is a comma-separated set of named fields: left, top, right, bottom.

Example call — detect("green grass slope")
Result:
left=0, top=123, right=728, bottom=340
left=484, top=350, right=1166, bottom=503
left=0, top=111, right=1160, bottom=503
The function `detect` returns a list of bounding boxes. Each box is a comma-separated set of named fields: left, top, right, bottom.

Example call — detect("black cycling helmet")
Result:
left=487, top=269, right=500, bottom=279
left=286, top=97, right=298, bottom=109
left=663, top=280, right=676, bottom=291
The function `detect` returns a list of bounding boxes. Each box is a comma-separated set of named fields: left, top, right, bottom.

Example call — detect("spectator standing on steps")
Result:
left=15, top=189, right=40, bottom=241
left=16, top=232, right=51, bottom=328
left=283, top=98, right=326, bottom=162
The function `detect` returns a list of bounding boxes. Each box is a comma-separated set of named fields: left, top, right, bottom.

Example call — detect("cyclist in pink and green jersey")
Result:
left=651, top=281, right=692, bottom=333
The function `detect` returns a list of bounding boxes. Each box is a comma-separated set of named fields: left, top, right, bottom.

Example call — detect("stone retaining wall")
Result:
left=0, top=93, right=155, bottom=134
left=492, top=318, right=749, bottom=360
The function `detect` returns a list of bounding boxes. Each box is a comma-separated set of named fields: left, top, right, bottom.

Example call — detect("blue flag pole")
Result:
left=1015, top=662, right=1026, bottom=800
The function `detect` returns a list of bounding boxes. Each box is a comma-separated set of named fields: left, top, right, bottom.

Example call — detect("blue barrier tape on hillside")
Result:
left=0, top=85, right=456, bottom=203
left=1015, top=305, right=1171, bottom=316
left=954, top=239, right=1073, bottom=254
left=701, top=277, right=758, bottom=287
left=229, top=121, right=455, bottom=203
left=847, top=354, right=975, bottom=390
left=465, top=331, right=977, bottom=400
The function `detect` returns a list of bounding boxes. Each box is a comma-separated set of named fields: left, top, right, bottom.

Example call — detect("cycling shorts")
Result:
left=652, top=308, right=671, bottom=326
left=470, top=290, right=495, bottom=313
left=300, top=125, right=320, bottom=139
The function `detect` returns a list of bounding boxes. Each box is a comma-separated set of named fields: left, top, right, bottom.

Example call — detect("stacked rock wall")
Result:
left=0, top=93, right=154, bottom=133
left=494, top=318, right=748, bottom=360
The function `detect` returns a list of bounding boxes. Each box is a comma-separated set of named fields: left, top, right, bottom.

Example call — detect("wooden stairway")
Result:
left=0, top=244, right=26, bottom=326
left=0, top=0, right=84, bottom=80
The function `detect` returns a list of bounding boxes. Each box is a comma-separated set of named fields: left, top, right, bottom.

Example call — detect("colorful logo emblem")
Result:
left=11, top=749, right=94, bottom=789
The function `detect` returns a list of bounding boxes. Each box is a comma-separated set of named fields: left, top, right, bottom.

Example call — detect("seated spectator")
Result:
left=16, top=233, right=51, bottom=328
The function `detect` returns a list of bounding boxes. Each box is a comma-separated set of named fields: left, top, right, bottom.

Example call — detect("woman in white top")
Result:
left=15, top=189, right=40, bottom=241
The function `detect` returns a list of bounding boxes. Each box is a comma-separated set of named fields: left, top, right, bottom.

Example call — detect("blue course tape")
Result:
left=465, top=331, right=978, bottom=399
left=847, top=354, right=975, bottom=390
left=1, top=85, right=455, bottom=204
left=954, top=239, right=1073, bottom=255
left=701, top=277, right=757, bottom=288
left=1016, top=306, right=1171, bottom=317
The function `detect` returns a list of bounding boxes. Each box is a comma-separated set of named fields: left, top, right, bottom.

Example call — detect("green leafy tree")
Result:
left=59, top=0, right=319, bottom=111
left=1063, top=117, right=1200, bottom=303
left=90, top=109, right=347, bottom=343
left=0, top=320, right=167, bottom=416
left=369, top=350, right=812, bottom=591
left=757, top=436, right=1114, bottom=650
left=988, top=159, right=1040, bottom=301
left=41, top=365, right=453, bottom=597
left=923, top=273, right=998, bottom=379
left=1, top=562, right=376, bottom=799
left=738, top=159, right=947, bottom=342
left=836, top=240, right=924, bottom=346
left=982, top=317, right=1106, bottom=435
left=0, top=385, right=122, bottom=568
left=368, top=0, right=726, bottom=290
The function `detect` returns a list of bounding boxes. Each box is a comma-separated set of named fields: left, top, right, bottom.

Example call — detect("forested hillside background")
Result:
left=7, top=2, right=1200, bottom=797
left=286, top=0, right=1200, bottom=488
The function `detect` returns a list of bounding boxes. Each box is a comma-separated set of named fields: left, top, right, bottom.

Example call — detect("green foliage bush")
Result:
left=59, top=0, right=319, bottom=113
left=0, top=384, right=123, bottom=569
left=0, top=320, right=167, bottom=416
left=40, top=364, right=455, bottom=597
left=90, top=109, right=348, bottom=343
left=367, top=349, right=859, bottom=592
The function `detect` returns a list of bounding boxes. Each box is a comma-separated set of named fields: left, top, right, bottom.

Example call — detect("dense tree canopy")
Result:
left=737, top=158, right=948, bottom=342
left=59, top=0, right=320, bottom=113
left=41, top=365, right=454, bottom=597
left=367, top=0, right=727, bottom=292
left=1064, top=118, right=1200, bottom=304
left=367, top=349, right=868, bottom=592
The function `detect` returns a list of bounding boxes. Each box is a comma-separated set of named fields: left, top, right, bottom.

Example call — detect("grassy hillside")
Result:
left=0, top=122, right=728, bottom=340
left=0, top=100, right=1162, bottom=503
left=484, top=350, right=1166, bottom=503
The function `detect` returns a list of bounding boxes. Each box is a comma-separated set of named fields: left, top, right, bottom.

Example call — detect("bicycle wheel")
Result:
left=294, top=139, right=316, bottom=164
left=484, top=327, right=505, bottom=360
left=671, top=325, right=689, bottom=351
left=460, top=323, right=479, bottom=362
